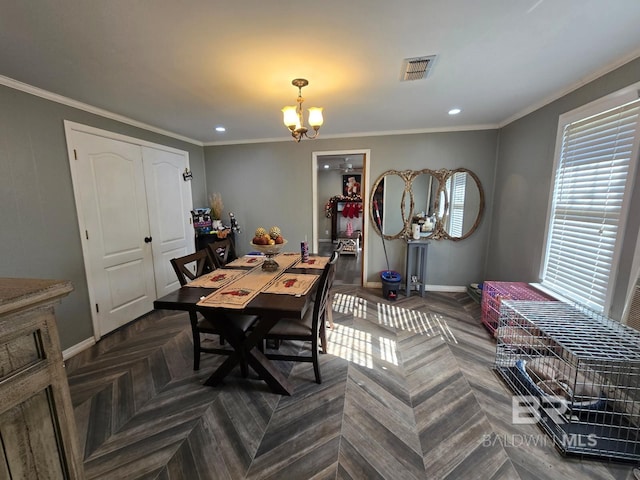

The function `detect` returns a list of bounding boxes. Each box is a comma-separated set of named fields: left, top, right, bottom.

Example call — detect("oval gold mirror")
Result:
left=409, top=169, right=441, bottom=239
left=440, top=168, right=484, bottom=240
left=370, top=170, right=412, bottom=240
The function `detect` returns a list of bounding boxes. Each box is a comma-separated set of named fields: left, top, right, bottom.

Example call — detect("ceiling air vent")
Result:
left=401, top=55, right=437, bottom=81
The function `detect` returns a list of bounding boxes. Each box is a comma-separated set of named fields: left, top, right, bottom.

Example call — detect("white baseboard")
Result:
left=366, top=282, right=466, bottom=292
left=424, top=284, right=467, bottom=292
left=62, top=337, right=96, bottom=360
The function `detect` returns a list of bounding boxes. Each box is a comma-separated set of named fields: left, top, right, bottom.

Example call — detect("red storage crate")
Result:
left=481, top=281, right=555, bottom=336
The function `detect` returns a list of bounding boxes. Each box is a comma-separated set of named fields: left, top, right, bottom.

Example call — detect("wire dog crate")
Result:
left=481, top=281, right=556, bottom=335
left=494, top=300, right=640, bottom=461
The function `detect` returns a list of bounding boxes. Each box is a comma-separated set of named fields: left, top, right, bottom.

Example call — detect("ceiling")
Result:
left=2, top=1, right=640, bottom=146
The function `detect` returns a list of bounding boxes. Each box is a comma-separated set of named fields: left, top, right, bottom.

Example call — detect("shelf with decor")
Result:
left=330, top=197, right=362, bottom=241
left=329, top=197, right=362, bottom=255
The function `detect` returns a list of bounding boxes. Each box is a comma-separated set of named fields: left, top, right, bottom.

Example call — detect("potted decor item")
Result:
left=209, top=193, right=224, bottom=230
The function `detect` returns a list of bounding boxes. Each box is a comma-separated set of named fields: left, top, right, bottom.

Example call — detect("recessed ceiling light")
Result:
left=215, top=126, right=226, bottom=132
left=323, top=164, right=330, bottom=169
left=448, top=108, right=461, bottom=115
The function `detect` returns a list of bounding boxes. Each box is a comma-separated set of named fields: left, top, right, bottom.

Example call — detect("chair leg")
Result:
left=319, top=316, right=328, bottom=354
left=189, top=313, right=201, bottom=371
left=312, top=337, right=321, bottom=384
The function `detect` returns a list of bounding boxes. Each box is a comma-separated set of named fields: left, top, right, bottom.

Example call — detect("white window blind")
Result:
left=542, top=99, right=640, bottom=312
left=447, top=172, right=467, bottom=238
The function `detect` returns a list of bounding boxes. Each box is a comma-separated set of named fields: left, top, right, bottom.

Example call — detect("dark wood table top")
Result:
left=153, top=263, right=323, bottom=319
left=154, top=286, right=313, bottom=319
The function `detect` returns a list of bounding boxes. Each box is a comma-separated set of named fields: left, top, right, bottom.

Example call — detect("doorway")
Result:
left=312, top=150, right=370, bottom=285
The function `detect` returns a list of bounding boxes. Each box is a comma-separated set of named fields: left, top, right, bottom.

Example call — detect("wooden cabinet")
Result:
left=0, top=278, right=84, bottom=479
left=195, top=230, right=235, bottom=254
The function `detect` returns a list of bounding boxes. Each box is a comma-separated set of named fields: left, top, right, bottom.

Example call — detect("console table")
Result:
left=405, top=240, right=429, bottom=297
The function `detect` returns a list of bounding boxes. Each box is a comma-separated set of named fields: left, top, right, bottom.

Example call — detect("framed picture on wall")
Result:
left=343, top=174, right=362, bottom=196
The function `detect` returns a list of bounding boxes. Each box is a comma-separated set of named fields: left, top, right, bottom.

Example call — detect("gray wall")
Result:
left=204, top=130, right=499, bottom=287
left=0, top=84, right=206, bottom=349
left=487, top=56, right=640, bottom=320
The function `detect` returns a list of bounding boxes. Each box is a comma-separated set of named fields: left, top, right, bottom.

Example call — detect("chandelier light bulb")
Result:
left=282, top=106, right=298, bottom=128
left=308, top=107, right=324, bottom=128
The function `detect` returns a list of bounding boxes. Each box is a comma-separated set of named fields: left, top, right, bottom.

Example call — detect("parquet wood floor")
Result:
left=66, top=286, right=638, bottom=479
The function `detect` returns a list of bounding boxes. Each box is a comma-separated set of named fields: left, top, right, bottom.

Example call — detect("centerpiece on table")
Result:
left=251, top=226, right=287, bottom=271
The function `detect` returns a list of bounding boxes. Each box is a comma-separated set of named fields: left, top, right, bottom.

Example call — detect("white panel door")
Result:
left=70, top=132, right=156, bottom=337
left=142, top=146, right=194, bottom=296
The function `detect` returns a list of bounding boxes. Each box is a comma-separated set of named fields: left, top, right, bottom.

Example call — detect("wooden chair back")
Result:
left=312, top=250, right=339, bottom=329
left=206, top=238, right=237, bottom=268
left=170, top=249, right=216, bottom=286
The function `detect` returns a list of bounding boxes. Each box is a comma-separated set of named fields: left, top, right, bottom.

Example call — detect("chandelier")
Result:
left=282, top=78, right=323, bottom=142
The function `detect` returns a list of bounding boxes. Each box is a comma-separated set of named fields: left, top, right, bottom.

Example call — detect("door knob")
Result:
left=144, top=236, right=153, bottom=243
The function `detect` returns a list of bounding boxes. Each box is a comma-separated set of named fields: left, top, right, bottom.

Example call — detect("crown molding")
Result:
left=0, top=75, right=203, bottom=146
left=499, top=49, right=640, bottom=128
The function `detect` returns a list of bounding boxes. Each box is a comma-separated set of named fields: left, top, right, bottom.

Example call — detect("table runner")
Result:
left=226, top=255, right=265, bottom=267
left=186, top=269, right=248, bottom=288
left=197, top=253, right=302, bottom=309
left=263, top=273, right=318, bottom=296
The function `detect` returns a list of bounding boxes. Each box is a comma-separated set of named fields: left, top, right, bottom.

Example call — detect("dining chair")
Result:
left=325, top=242, right=343, bottom=329
left=170, top=249, right=215, bottom=284
left=263, top=250, right=339, bottom=384
left=206, top=237, right=237, bottom=268
left=170, top=249, right=257, bottom=373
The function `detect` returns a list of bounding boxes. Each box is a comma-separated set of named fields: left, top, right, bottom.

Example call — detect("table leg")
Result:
left=326, top=296, right=334, bottom=329
left=242, top=316, right=293, bottom=395
left=202, top=313, right=293, bottom=395
left=202, top=320, right=245, bottom=386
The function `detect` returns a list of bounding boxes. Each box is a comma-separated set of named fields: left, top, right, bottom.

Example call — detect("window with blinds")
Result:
left=446, top=172, right=467, bottom=238
left=541, top=95, right=640, bottom=313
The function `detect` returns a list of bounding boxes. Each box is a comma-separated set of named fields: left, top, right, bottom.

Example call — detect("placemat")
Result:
left=226, top=255, right=265, bottom=267
left=296, top=256, right=329, bottom=269
left=197, top=253, right=301, bottom=309
left=263, top=273, right=318, bottom=296
left=273, top=252, right=302, bottom=270
left=186, top=269, right=248, bottom=288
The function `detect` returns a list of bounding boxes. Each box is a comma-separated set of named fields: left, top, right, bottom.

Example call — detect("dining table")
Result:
left=153, top=252, right=331, bottom=395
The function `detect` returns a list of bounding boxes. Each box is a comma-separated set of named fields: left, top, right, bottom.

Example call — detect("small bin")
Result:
left=381, top=271, right=402, bottom=300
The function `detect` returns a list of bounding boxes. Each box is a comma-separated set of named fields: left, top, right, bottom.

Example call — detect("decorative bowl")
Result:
left=249, top=239, right=287, bottom=255
left=249, top=239, right=287, bottom=270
